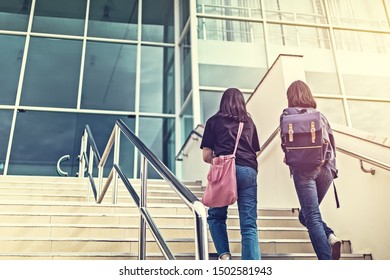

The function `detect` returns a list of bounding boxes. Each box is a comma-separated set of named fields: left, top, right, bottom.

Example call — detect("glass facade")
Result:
left=196, top=0, right=390, bottom=138
left=0, top=0, right=176, bottom=178
left=0, top=0, right=389, bottom=177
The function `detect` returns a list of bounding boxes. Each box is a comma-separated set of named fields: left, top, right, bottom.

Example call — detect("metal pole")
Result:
left=87, top=146, right=94, bottom=202
left=193, top=201, right=209, bottom=260
left=112, top=125, right=120, bottom=204
left=139, top=154, right=148, bottom=260
left=79, top=130, right=87, bottom=179
left=98, top=166, right=103, bottom=198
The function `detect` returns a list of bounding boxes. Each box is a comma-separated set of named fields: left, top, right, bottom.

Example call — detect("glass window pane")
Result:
left=334, top=30, right=390, bottom=54
left=142, top=0, right=174, bottom=43
left=348, top=100, right=390, bottom=137
left=200, top=90, right=222, bottom=123
left=327, top=0, right=388, bottom=30
left=306, top=71, right=341, bottom=95
left=268, top=24, right=330, bottom=49
left=0, top=110, right=13, bottom=175
left=0, top=0, right=31, bottom=31
left=181, top=31, right=192, bottom=105
left=268, top=24, right=298, bottom=46
left=20, top=37, right=82, bottom=108
left=32, top=0, right=86, bottom=36
left=88, top=0, right=138, bottom=40
left=181, top=98, right=193, bottom=142
left=140, top=46, right=175, bottom=113
left=8, top=110, right=135, bottom=176
left=138, top=117, right=175, bottom=179
left=198, top=19, right=267, bottom=89
left=265, top=0, right=326, bottom=24
left=180, top=0, right=190, bottom=31
left=199, top=64, right=265, bottom=89
left=298, top=26, right=330, bottom=49
left=343, top=75, right=390, bottom=99
left=81, top=41, right=136, bottom=111
left=315, top=98, right=347, bottom=126
left=197, top=0, right=262, bottom=19
left=199, top=17, right=263, bottom=43
left=336, top=36, right=390, bottom=98
left=0, top=35, right=25, bottom=105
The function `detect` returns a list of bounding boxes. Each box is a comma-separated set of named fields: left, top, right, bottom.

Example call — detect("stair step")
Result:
left=0, top=237, right=316, bottom=254
left=0, top=201, right=299, bottom=216
left=0, top=176, right=202, bottom=191
left=0, top=237, right=356, bottom=256
left=0, top=223, right=309, bottom=239
left=0, top=185, right=204, bottom=196
left=0, top=212, right=301, bottom=229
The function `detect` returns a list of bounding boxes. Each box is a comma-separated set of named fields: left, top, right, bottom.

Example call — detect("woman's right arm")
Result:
left=202, top=148, right=214, bottom=164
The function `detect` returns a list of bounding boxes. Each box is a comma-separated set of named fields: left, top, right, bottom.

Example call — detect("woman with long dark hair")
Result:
left=200, top=88, right=261, bottom=260
left=282, top=80, right=341, bottom=260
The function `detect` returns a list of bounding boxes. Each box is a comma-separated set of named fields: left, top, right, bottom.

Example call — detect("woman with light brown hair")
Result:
left=281, top=80, right=341, bottom=260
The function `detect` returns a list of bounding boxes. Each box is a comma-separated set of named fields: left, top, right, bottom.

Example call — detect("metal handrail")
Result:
left=56, top=155, right=70, bottom=176
left=256, top=128, right=280, bottom=157
left=337, top=146, right=390, bottom=172
left=175, top=124, right=204, bottom=161
left=79, top=119, right=209, bottom=260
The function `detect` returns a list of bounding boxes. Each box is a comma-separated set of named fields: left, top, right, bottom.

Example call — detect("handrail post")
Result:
left=98, top=166, right=103, bottom=198
left=112, top=125, right=120, bottom=204
left=87, top=146, right=94, bottom=202
left=79, top=129, right=88, bottom=179
left=139, top=154, right=148, bottom=260
left=193, top=201, right=209, bottom=260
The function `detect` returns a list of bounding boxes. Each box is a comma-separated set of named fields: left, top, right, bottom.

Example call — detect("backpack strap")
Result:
left=233, top=122, right=244, bottom=156
left=283, top=107, right=309, bottom=115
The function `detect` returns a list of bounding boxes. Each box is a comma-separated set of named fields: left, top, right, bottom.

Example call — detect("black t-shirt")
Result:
left=200, top=114, right=260, bottom=171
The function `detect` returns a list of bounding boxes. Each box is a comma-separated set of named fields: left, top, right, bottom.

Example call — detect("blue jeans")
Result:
left=292, top=166, right=334, bottom=260
left=207, top=165, right=261, bottom=260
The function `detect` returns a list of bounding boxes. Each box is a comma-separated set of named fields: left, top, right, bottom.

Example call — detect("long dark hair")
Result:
left=217, top=88, right=249, bottom=122
left=286, top=80, right=317, bottom=109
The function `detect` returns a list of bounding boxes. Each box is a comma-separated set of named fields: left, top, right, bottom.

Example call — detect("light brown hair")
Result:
left=286, top=80, right=317, bottom=109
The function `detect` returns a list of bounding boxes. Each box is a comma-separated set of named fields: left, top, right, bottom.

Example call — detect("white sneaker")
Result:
left=328, top=233, right=341, bottom=260
left=219, top=253, right=232, bottom=260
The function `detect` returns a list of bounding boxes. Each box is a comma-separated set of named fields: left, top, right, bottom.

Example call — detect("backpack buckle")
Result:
left=288, top=123, right=294, bottom=142
left=310, top=121, right=315, bottom=143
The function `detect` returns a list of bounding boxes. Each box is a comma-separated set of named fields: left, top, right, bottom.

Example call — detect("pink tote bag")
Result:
left=202, top=122, right=244, bottom=208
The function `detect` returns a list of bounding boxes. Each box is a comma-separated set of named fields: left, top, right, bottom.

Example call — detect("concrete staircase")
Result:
left=0, top=176, right=371, bottom=260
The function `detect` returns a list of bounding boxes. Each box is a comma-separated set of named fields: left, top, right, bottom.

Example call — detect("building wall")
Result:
left=1, top=0, right=390, bottom=178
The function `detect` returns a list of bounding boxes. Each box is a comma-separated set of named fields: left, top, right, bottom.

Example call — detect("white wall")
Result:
left=321, top=151, right=390, bottom=260
left=246, top=54, right=307, bottom=208
left=180, top=126, right=209, bottom=185
left=246, top=54, right=306, bottom=144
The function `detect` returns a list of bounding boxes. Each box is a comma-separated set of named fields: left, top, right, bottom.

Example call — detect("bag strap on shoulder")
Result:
left=283, top=107, right=311, bottom=115
left=233, top=122, right=244, bottom=155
